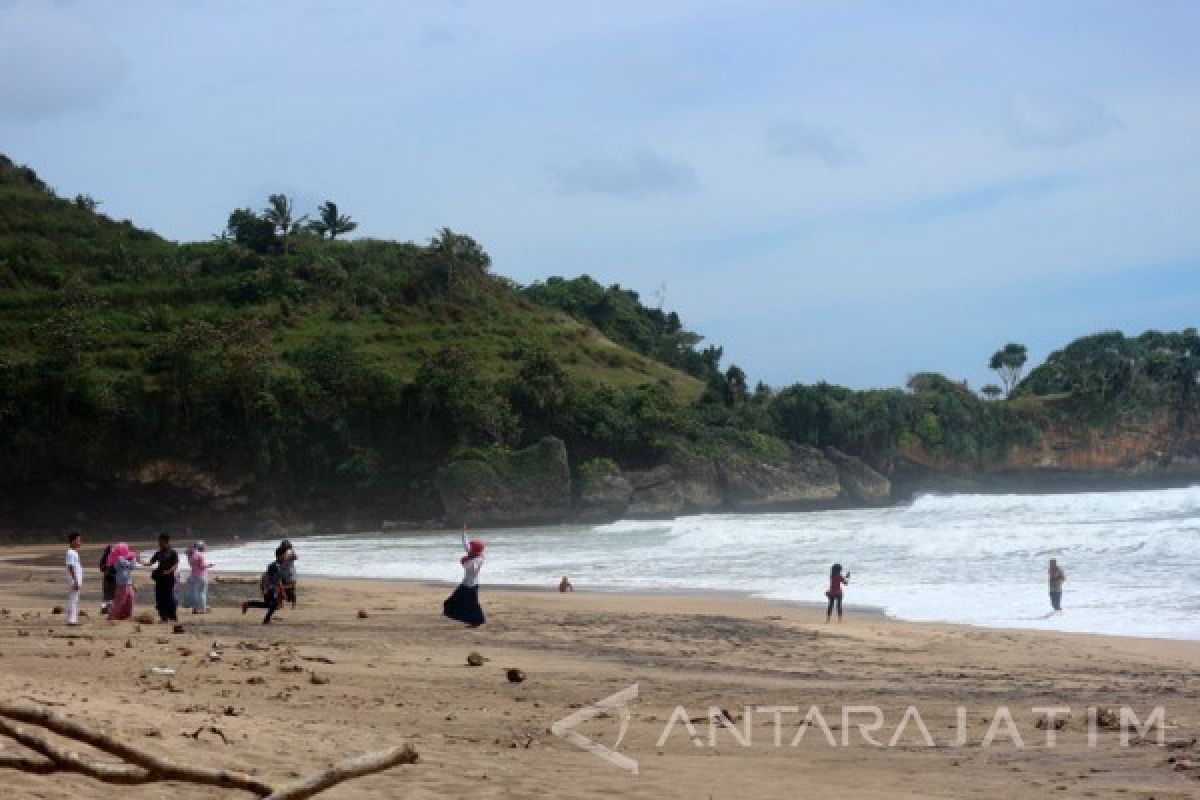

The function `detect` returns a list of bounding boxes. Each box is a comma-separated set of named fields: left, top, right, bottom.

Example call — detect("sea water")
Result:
left=207, top=485, right=1200, bottom=640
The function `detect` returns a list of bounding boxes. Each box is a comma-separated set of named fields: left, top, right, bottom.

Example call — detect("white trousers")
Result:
left=67, top=588, right=80, bottom=624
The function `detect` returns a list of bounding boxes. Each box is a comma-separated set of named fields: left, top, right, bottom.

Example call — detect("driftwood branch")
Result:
left=0, top=702, right=272, bottom=794
left=264, top=744, right=419, bottom=800
left=0, top=717, right=149, bottom=784
left=0, top=701, right=416, bottom=797
left=0, top=749, right=56, bottom=775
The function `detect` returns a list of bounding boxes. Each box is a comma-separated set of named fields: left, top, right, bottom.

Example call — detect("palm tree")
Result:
left=263, top=194, right=307, bottom=253
left=309, top=201, right=358, bottom=239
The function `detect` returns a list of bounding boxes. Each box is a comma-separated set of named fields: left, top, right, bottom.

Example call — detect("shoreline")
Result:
left=0, top=553, right=1197, bottom=798
left=4, top=475, right=1199, bottom=545
left=6, top=542, right=1197, bottom=646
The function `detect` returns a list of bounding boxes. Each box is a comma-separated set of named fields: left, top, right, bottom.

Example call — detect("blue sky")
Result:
left=2, top=0, right=1198, bottom=389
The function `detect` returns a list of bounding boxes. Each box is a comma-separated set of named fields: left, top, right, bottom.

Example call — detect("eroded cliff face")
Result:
left=895, top=410, right=1200, bottom=497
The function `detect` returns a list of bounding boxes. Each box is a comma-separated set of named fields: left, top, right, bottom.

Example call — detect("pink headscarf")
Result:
left=460, top=539, right=484, bottom=565
left=106, top=542, right=136, bottom=568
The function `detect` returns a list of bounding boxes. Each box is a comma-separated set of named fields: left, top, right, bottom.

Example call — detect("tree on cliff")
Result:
left=309, top=201, right=357, bottom=239
left=264, top=194, right=307, bottom=254
left=989, top=343, right=1027, bottom=397
left=225, top=208, right=278, bottom=253
left=428, top=227, right=491, bottom=287
left=980, top=384, right=1003, bottom=402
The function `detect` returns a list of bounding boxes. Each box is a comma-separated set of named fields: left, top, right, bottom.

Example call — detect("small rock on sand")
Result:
left=357, top=609, right=369, bottom=619
left=506, top=668, right=526, bottom=683
left=467, top=652, right=485, bottom=667
left=309, top=671, right=330, bottom=685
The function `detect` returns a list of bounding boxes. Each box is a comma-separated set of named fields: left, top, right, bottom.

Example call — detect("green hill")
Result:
left=2, top=152, right=1197, bottom=537
left=0, top=154, right=715, bottom=524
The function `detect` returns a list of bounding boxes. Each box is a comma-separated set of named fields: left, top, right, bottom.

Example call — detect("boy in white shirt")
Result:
left=65, top=531, right=82, bottom=626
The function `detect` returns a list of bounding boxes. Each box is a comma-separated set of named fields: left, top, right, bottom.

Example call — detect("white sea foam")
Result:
left=207, top=486, right=1200, bottom=640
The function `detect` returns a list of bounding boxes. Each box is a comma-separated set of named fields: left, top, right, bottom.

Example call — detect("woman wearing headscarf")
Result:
left=106, top=543, right=139, bottom=621
left=442, top=527, right=486, bottom=627
left=185, top=541, right=213, bottom=614
left=825, top=563, right=850, bottom=623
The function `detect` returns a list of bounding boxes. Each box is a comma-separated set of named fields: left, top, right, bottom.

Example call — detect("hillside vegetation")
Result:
left=1, top=153, right=1197, bottom=531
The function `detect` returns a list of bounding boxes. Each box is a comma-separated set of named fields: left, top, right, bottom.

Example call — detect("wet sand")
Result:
left=0, top=545, right=1197, bottom=799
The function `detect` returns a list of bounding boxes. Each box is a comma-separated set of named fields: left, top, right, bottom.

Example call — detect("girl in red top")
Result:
left=825, top=563, right=850, bottom=623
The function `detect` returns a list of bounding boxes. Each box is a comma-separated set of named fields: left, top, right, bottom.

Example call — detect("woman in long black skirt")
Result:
left=443, top=529, right=485, bottom=627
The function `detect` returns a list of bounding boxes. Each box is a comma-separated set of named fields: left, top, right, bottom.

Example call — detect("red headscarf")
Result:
left=461, top=539, right=484, bottom=565
left=106, top=542, right=137, bottom=568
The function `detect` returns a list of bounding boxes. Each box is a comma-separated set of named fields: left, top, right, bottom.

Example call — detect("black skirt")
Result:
left=443, top=584, right=485, bottom=627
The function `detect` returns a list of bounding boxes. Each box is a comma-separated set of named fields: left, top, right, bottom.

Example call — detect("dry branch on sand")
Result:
left=0, top=701, right=417, bottom=798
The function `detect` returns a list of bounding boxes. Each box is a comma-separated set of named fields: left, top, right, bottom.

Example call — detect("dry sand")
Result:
left=0, top=544, right=1197, bottom=799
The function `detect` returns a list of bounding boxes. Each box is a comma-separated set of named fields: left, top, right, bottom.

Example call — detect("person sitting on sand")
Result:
left=1048, top=558, right=1066, bottom=612
left=107, top=543, right=139, bottom=621
left=558, top=575, right=573, bottom=593
left=185, top=541, right=213, bottom=614
left=141, top=534, right=179, bottom=624
left=242, top=552, right=286, bottom=625
left=825, top=563, right=850, bottom=623
left=443, top=528, right=486, bottom=627
left=276, top=540, right=298, bottom=610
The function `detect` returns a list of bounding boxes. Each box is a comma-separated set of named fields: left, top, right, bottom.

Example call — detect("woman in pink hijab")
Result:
left=106, top=543, right=139, bottom=621
left=442, top=527, right=486, bottom=627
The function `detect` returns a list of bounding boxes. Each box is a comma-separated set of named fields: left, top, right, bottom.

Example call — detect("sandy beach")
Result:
left=0, top=544, right=1197, bottom=799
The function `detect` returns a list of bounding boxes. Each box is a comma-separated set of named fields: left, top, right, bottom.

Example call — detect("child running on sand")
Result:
left=242, top=553, right=286, bottom=625
left=825, top=563, right=850, bottom=623
left=443, top=528, right=486, bottom=627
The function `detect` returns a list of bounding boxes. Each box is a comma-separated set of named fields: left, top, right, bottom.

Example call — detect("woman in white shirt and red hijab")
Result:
left=443, top=528, right=486, bottom=627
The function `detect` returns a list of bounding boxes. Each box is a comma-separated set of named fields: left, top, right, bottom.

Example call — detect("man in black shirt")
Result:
left=144, top=533, right=179, bottom=623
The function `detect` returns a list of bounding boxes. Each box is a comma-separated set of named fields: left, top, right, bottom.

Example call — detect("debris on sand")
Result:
left=466, top=652, right=486, bottom=667
left=357, top=609, right=369, bottom=619
left=310, top=671, right=331, bottom=685
left=506, top=668, right=526, bottom=683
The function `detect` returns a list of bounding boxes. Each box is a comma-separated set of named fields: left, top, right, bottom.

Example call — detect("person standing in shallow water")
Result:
left=1048, top=558, right=1066, bottom=612
left=443, top=528, right=486, bottom=627
left=825, top=563, right=850, bottom=623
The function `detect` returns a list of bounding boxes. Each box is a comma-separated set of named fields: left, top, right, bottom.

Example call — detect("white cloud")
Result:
left=765, top=120, right=864, bottom=166
left=1002, top=93, right=1121, bottom=149
left=549, top=150, right=699, bottom=198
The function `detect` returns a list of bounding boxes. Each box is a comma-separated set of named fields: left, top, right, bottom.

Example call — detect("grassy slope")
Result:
left=0, top=156, right=703, bottom=402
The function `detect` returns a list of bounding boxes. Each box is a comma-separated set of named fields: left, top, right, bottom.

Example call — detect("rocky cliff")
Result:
left=893, top=410, right=1200, bottom=498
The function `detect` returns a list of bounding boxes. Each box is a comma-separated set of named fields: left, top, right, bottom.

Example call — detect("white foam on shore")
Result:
left=207, top=486, right=1200, bottom=640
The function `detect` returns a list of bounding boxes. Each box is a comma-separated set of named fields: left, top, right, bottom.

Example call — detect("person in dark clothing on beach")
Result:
left=143, top=534, right=179, bottom=623
left=242, top=554, right=285, bottom=625
left=443, top=528, right=486, bottom=627
left=825, top=563, right=850, bottom=623
left=1048, top=558, right=1066, bottom=612
left=98, top=543, right=117, bottom=615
